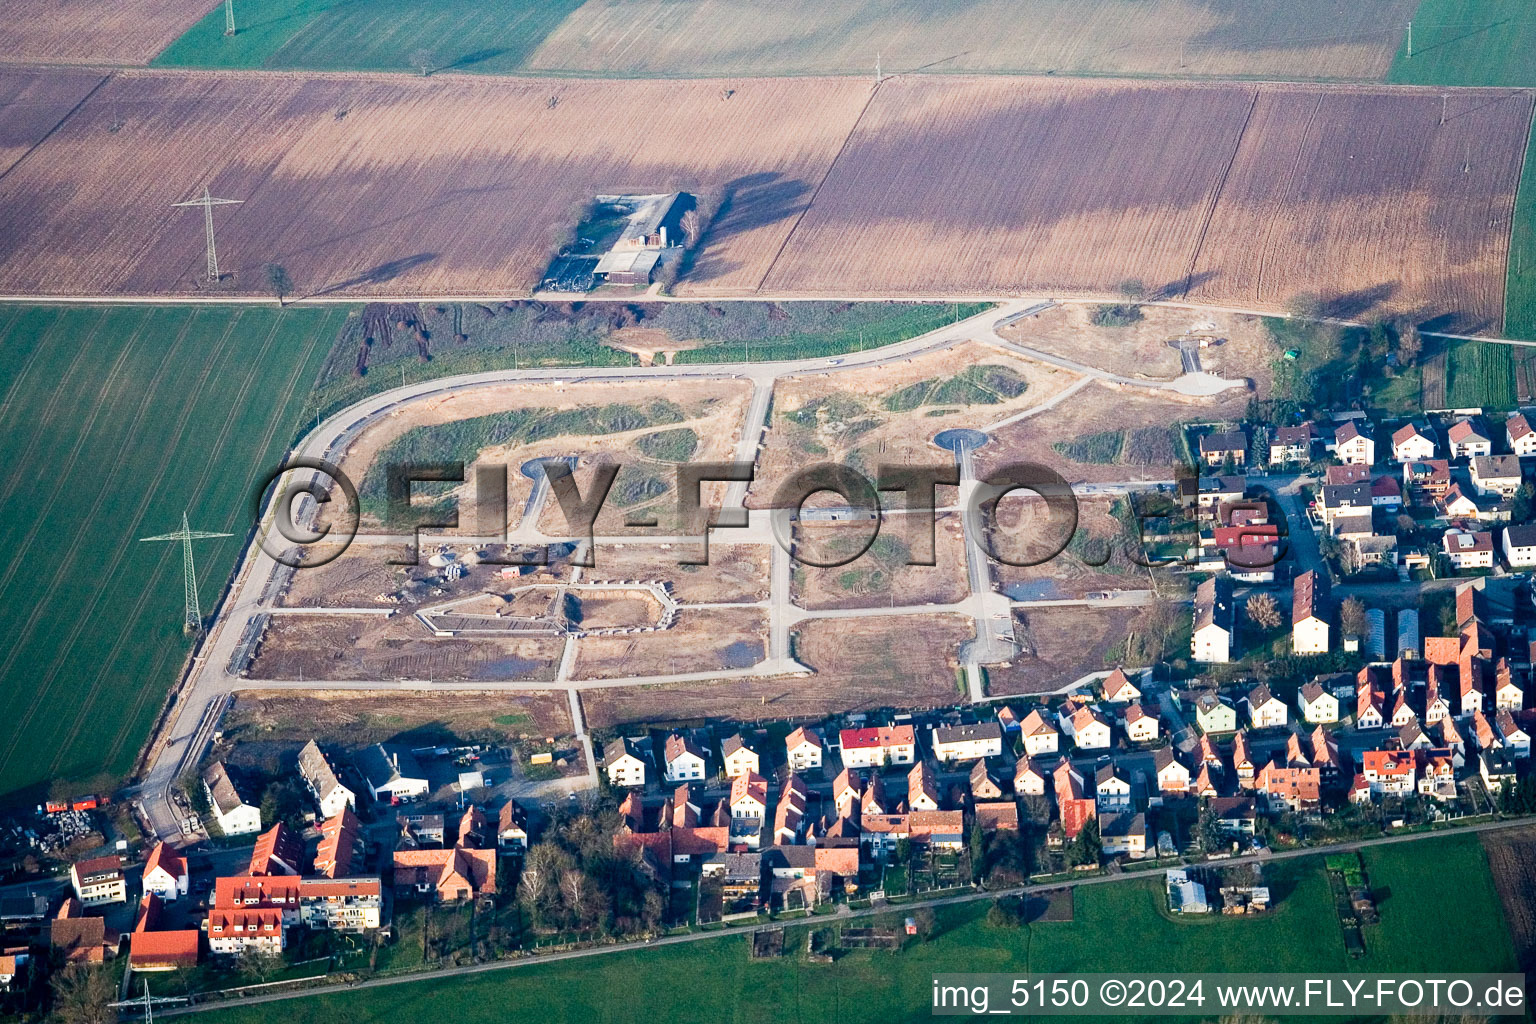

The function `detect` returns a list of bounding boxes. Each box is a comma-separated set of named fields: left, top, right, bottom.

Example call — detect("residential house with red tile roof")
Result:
left=785, top=726, right=823, bottom=770
left=141, top=842, right=187, bottom=902
left=248, top=823, right=302, bottom=877
left=839, top=725, right=916, bottom=767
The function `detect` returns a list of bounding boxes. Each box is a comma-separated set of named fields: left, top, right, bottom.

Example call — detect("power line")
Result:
left=140, top=511, right=233, bottom=636
left=172, top=186, right=243, bottom=284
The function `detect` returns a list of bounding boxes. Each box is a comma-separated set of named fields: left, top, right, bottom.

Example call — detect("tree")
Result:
left=262, top=262, right=292, bottom=306
left=912, top=906, right=936, bottom=941
left=1129, top=595, right=1179, bottom=666
left=1340, top=596, right=1368, bottom=638
left=238, top=944, right=283, bottom=984
left=1065, top=818, right=1101, bottom=866
left=1395, top=320, right=1423, bottom=368
left=1285, top=292, right=1325, bottom=321
left=409, top=49, right=436, bottom=76
left=680, top=208, right=702, bottom=247
left=1196, top=805, right=1223, bottom=854
left=1245, top=593, right=1282, bottom=631
left=49, top=965, right=117, bottom=1024
left=1511, top=482, right=1536, bottom=525
left=894, top=837, right=911, bottom=866
left=969, top=824, right=986, bottom=872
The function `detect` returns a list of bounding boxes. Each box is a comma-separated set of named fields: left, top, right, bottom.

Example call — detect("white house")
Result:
left=1153, top=746, right=1191, bottom=794
left=1504, top=524, right=1536, bottom=568
left=1245, top=683, right=1288, bottom=730
left=1269, top=423, right=1314, bottom=465
left=1390, top=423, right=1437, bottom=463
left=1123, top=703, right=1160, bottom=743
left=1192, top=576, right=1233, bottom=663
left=604, top=737, right=648, bottom=787
left=297, top=740, right=356, bottom=819
left=1443, top=528, right=1495, bottom=570
left=784, top=726, right=823, bottom=771
left=203, top=761, right=261, bottom=836
left=1066, top=706, right=1112, bottom=751
left=1297, top=680, right=1340, bottom=724
left=1508, top=413, right=1536, bottom=456
left=729, top=772, right=769, bottom=819
left=839, top=725, right=916, bottom=767
left=1496, top=710, right=1531, bottom=757
left=1334, top=421, right=1375, bottom=465
left=931, top=722, right=1004, bottom=763
left=1495, top=668, right=1524, bottom=711
left=1470, top=454, right=1523, bottom=498
left=720, top=735, right=759, bottom=778
left=1291, top=570, right=1330, bottom=655
left=1101, top=668, right=1141, bottom=703
left=1014, top=757, right=1047, bottom=796
left=1018, top=709, right=1059, bottom=757
left=663, top=734, right=707, bottom=782
left=1094, top=763, right=1133, bottom=812
left=1194, top=692, right=1238, bottom=734
left=1447, top=418, right=1492, bottom=459
left=141, top=843, right=188, bottom=902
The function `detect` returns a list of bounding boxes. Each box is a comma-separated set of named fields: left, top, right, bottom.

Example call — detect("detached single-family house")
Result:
left=1269, top=423, right=1315, bottom=465
left=1014, top=757, right=1047, bottom=796
left=1200, top=431, right=1248, bottom=468
left=1153, top=746, right=1191, bottom=794
left=1123, top=703, right=1160, bottom=743
left=1098, top=812, right=1148, bottom=859
left=141, top=844, right=188, bottom=903
left=1391, top=423, right=1437, bottom=463
left=1494, top=666, right=1524, bottom=710
left=1194, top=692, right=1238, bottom=734
left=1192, top=575, right=1234, bottom=663
left=297, top=740, right=356, bottom=818
left=930, top=722, right=1003, bottom=763
left=604, top=737, right=649, bottom=788
left=1448, top=418, right=1492, bottom=459
left=1065, top=706, right=1112, bottom=751
left=785, top=726, right=823, bottom=771
left=1297, top=680, right=1340, bottom=724
left=730, top=772, right=769, bottom=819
left=907, top=761, right=941, bottom=811
left=663, top=734, right=708, bottom=782
left=1018, top=709, right=1059, bottom=756
left=1246, top=683, right=1288, bottom=730
left=1471, top=455, right=1523, bottom=498
left=1320, top=481, right=1372, bottom=526
left=1334, top=421, right=1375, bottom=466
left=720, top=735, right=759, bottom=779
left=1292, top=570, right=1330, bottom=655
left=1101, top=668, right=1141, bottom=703
left=1094, top=763, right=1133, bottom=812
left=1361, top=749, right=1416, bottom=795
left=1495, top=710, right=1531, bottom=757
left=1404, top=459, right=1453, bottom=503
left=1508, top=413, right=1536, bottom=456
left=1443, top=528, right=1495, bottom=570
left=202, top=761, right=261, bottom=837
left=1504, top=524, right=1536, bottom=568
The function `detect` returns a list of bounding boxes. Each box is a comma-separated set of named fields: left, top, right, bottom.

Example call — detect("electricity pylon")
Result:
left=172, top=187, right=243, bottom=284
left=140, top=512, right=232, bottom=637
left=224, top=0, right=236, bottom=35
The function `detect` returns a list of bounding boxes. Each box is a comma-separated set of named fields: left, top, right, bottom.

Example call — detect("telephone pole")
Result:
left=172, top=187, right=243, bottom=284
left=140, top=512, right=233, bottom=637
left=224, top=0, right=236, bottom=35
left=1406, top=20, right=1412, bottom=58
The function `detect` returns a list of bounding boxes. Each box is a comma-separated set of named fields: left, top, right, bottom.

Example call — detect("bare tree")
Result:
left=680, top=208, right=702, bottom=247
left=1395, top=320, right=1423, bottom=367
left=410, top=49, right=436, bottom=76
left=50, top=965, right=117, bottom=1024
left=262, top=262, right=292, bottom=306
left=560, top=869, right=593, bottom=926
left=1245, top=593, right=1282, bottom=631
left=1340, top=596, right=1368, bottom=638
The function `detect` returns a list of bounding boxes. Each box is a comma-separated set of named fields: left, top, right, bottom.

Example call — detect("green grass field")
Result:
left=1445, top=340, right=1517, bottom=408
left=209, top=833, right=1516, bottom=1024
left=1388, top=0, right=1536, bottom=87
left=0, top=304, right=341, bottom=801
left=153, top=0, right=584, bottom=73
left=1509, top=128, right=1536, bottom=341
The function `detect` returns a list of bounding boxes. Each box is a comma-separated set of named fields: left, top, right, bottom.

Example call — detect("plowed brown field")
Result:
left=0, top=69, right=1528, bottom=332
left=0, top=69, right=870, bottom=298
left=0, top=0, right=213, bottom=65
left=1186, top=85, right=1536, bottom=334
left=0, top=70, right=105, bottom=176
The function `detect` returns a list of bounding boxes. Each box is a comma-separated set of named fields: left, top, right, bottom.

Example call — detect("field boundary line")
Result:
left=0, top=70, right=112, bottom=186
left=751, top=82, right=884, bottom=293
left=1180, top=85, right=1261, bottom=300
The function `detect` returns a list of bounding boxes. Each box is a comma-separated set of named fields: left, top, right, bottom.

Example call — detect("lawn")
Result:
left=210, top=834, right=1516, bottom=1023
left=154, top=0, right=584, bottom=74
left=1388, top=0, right=1536, bottom=87
left=0, top=304, right=341, bottom=802
left=1444, top=339, right=1517, bottom=408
